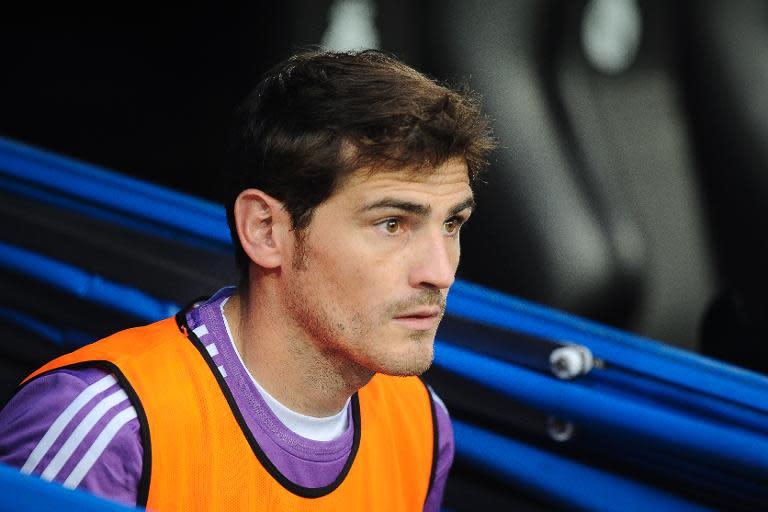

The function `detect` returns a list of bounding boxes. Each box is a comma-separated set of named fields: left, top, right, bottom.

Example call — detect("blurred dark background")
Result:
left=2, top=0, right=768, bottom=373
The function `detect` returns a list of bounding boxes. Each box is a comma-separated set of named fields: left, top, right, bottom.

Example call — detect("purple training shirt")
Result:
left=0, top=287, right=454, bottom=509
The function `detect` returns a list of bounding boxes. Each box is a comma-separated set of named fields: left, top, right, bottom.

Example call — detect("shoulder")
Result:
left=422, top=385, right=454, bottom=512
left=25, top=317, right=180, bottom=383
left=0, top=366, right=143, bottom=506
left=2, top=366, right=120, bottom=433
left=425, top=385, right=454, bottom=467
left=363, top=375, right=451, bottom=430
left=363, top=375, right=454, bottom=466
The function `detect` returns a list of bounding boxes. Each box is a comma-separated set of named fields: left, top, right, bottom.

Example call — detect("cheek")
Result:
left=304, top=230, right=403, bottom=317
left=330, top=259, right=395, bottom=324
left=308, top=247, right=371, bottom=309
left=310, top=232, right=383, bottom=287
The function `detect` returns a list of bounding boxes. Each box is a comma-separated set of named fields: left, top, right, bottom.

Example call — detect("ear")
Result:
left=233, top=189, right=289, bottom=269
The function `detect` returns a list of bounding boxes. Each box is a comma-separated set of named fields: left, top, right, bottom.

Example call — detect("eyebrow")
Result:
left=448, top=197, right=476, bottom=217
left=359, top=196, right=476, bottom=217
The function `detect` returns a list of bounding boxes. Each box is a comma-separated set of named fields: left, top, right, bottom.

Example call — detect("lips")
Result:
left=393, top=307, right=442, bottom=330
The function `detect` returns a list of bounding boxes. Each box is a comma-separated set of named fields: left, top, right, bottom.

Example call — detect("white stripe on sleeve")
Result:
left=40, top=389, right=129, bottom=481
left=21, top=374, right=118, bottom=475
left=62, top=406, right=138, bottom=490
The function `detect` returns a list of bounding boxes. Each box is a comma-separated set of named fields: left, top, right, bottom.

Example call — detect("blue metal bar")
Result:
left=436, top=315, right=564, bottom=373
left=585, top=366, right=768, bottom=437
left=435, top=341, right=768, bottom=478
left=4, top=136, right=766, bottom=419
left=0, top=135, right=763, bottom=508
left=0, top=462, right=139, bottom=511
left=0, top=176, right=230, bottom=254
left=446, top=280, right=768, bottom=415
left=0, top=306, right=95, bottom=347
left=576, top=427, right=768, bottom=507
left=0, top=137, right=231, bottom=247
left=453, top=420, right=713, bottom=512
left=0, top=241, right=180, bottom=322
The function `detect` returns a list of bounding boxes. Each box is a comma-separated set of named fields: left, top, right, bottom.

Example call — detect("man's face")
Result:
left=281, top=158, right=474, bottom=377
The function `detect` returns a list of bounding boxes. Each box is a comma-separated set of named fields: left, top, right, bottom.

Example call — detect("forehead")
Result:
left=332, top=158, right=472, bottom=205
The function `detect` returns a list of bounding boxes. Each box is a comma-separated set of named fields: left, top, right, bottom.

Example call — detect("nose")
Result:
left=409, top=229, right=458, bottom=290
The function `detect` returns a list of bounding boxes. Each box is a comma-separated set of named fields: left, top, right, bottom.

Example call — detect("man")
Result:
left=0, top=50, right=494, bottom=510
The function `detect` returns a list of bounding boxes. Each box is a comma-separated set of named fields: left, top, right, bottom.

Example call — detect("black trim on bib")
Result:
left=19, top=361, right=153, bottom=508
left=420, top=377, right=439, bottom=501
left=175, top=310, right=362, bottom=499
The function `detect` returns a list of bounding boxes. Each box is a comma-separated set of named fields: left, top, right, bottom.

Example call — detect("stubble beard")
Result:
left=287, top=231, right=443, bottom=379
left=286, top=282, right=442, bottom=379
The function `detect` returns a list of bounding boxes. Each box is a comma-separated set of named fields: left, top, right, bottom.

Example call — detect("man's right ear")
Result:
left=233, top=189, right=289, bottom=269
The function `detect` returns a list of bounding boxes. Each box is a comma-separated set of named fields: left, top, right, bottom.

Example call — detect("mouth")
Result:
left=392, top=307, right=442, bottom=331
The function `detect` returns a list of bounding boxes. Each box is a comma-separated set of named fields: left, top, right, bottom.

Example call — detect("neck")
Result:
left=224, top=280, right=373, bottom=417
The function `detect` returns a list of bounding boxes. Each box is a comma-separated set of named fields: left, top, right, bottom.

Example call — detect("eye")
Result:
left=378, top=218, right=402, bottom=235
left=443, top=216, right=465, bottom=235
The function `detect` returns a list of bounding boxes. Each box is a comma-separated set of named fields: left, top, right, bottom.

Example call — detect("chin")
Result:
left=374, top=342, right=435, bottom=377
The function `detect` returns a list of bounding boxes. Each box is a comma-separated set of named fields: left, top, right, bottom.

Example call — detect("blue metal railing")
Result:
left=453, top=421, right=714, bottom=511
left=2, top=135, right=768, bottom=510
left=0, top=462, right=139, bottom=512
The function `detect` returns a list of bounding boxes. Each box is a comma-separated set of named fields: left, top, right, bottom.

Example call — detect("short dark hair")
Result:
left=225, top=49, right=495, bottom=277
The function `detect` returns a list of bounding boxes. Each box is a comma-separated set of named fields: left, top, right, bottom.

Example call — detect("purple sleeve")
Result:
left=424, top=388, right=455, bottom=512
left=0, top=366, right=143, bottom=507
